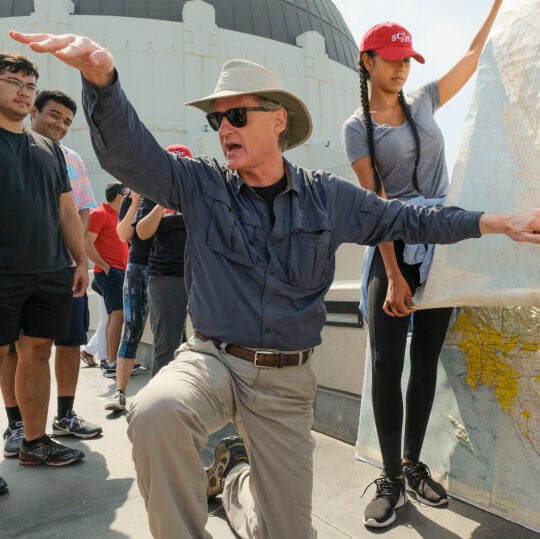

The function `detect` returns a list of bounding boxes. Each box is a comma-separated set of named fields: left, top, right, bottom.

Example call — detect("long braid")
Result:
left=398, top=90, right=421, bottom=193
left=358, top=53, right=383, bottom=195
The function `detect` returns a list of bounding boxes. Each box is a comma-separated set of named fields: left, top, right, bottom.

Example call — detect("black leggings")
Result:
left=367, top=242, right=452, bottom=478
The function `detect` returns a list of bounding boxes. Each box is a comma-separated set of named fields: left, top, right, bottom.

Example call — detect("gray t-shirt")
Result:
left=342, top=81, right=449, bottom=200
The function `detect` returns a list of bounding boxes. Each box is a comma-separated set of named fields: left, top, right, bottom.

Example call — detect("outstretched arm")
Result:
left=437, top=0, right=503, bottom=106
left=9, top=31, right=114, bottom=87
left=333, top=180, right=540, bottom=247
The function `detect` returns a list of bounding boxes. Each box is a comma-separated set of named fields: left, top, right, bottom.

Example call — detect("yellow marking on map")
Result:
left=449, top=308, right=539, bottom=456
left=452, top=310, right=522, bottom=411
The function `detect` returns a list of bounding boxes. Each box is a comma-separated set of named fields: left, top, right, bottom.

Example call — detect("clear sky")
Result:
left=331, top=0, right=498, bottom=172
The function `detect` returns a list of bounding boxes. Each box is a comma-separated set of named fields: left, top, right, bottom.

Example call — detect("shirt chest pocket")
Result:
left=206, top=199, right=258, bottom=268
left=287, top=225, right=332, bottom=291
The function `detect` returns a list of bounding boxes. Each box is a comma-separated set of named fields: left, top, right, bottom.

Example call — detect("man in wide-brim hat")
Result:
left=185, top=57, right=312, bottom=151
left=12, top=30, right=540, bottom=539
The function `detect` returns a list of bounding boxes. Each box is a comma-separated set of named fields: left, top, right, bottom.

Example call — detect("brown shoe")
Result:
left=206, top=436, right=248, bottom=498
left=80, top=350, right=98, bottom=367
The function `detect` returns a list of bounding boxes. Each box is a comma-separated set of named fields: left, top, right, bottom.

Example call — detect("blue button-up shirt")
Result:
left=82, top=75, right=482, bottom=350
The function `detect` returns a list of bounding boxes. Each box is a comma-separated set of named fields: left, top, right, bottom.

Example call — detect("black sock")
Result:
left=57, top=396, right=75, bottom=419
left=23, top=434, right=48, bottom=446
left=6, top=406, right=22, bottom=426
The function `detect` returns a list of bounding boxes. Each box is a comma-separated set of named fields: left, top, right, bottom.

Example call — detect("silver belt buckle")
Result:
left=253, top=350, right=274, bottom=368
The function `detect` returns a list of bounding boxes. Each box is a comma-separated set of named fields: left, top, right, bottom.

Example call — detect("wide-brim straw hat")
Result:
left=185, top=59, right=313, bottom=150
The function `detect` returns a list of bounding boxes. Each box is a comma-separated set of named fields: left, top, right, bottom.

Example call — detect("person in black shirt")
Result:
left=0, top=52, right=87, bottom=468
left=104, top=190, right=152, bottom=411
left=136, top=144, right=192, bottom=376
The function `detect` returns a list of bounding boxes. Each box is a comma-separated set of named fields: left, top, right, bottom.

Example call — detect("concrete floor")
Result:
left=0, top=361, right=536, bottom=538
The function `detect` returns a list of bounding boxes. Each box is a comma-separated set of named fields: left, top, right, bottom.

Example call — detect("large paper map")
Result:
left=414, top=0, right=539, bottom=309
left=356, top=311, right=540, bottom=531
left=357, top=0, right=539, bottom=531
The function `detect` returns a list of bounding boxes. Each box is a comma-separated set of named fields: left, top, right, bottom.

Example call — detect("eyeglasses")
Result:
left=0, top=77, right=39, bottom=96
left=206, top=107, right=271, bottom=131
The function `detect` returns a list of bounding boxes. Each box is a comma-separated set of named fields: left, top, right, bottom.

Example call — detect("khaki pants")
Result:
left=127, top=337, right=318, bottom=539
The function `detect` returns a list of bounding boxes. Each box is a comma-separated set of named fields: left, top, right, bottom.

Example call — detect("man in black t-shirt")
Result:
left=0, top=53, right=87, bottom=469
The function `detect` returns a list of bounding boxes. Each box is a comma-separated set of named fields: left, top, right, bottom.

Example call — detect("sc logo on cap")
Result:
left=391, top=32, right=411, bottom=43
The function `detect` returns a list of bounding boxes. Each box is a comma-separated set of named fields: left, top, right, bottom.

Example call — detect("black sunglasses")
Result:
left=205, top=107, right=270, bottom=131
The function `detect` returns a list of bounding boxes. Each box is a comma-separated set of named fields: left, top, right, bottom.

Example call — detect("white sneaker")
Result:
left=104, top=390, right=126, bottom=411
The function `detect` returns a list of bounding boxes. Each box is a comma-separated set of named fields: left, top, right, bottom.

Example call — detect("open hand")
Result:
left=9, top=30, right=114, bottom=87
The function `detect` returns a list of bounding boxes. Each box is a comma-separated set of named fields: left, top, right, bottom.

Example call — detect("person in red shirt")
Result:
left=86, top=182, right=129, bottom=369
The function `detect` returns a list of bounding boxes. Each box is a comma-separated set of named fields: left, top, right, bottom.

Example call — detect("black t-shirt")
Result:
left=0, top=126, right=71, bottom=273
left=118, top=194, right=153, bottom=265
left=252, top=175, right=287, bottom=226
left=137, top=197, right=187, bottom=277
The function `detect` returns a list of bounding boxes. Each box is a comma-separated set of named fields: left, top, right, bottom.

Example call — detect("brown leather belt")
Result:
left=194, top=330, right=312, bottom=368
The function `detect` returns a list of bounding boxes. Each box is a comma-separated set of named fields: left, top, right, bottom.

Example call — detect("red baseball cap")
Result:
left=360, top=22, right=425, bottom=64
left=166, top=144, right=192, bottom=158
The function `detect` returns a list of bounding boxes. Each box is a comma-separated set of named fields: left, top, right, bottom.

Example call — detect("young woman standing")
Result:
left=104, top=189, right=151, bottom=411
left=343, top=1, right=503, bottom=528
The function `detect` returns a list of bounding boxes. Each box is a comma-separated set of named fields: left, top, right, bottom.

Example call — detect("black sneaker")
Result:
left=19, top=435, right=84, bottom=467
left=3, top=420, right=24, bottom=458
left=363, top=475, right=407, bottom=528
left=52, top=410, right=103, bottom=439
left=402, top=461, right=448, bottom=506
left=99, top=360, right=116, bottom=378
left=103, top=365, right=117, bottom=378
left=104, top=390, right=126, bottom=411
left=0, top=476, right=8, bottom=494
left=206, top=436, right=248, bottom=498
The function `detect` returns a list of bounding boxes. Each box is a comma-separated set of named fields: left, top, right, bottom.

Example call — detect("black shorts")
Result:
left=54, top=267, right=89, bottom=347
left=94, top=267, right=125, bottom=314
left=0, top=269, right=73, bottom=346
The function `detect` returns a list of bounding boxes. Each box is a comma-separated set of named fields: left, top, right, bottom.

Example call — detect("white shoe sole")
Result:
left=406, top=485, right=448, bottom=506
left=363, top=493, right=407, bottom=528
left=52, top=428, right=102, bottom=439
left=104, top=401, right=126, bottom=411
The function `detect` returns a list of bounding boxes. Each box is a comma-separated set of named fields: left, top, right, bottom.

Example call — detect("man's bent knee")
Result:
left=127, top=379, right=208, bottom=452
